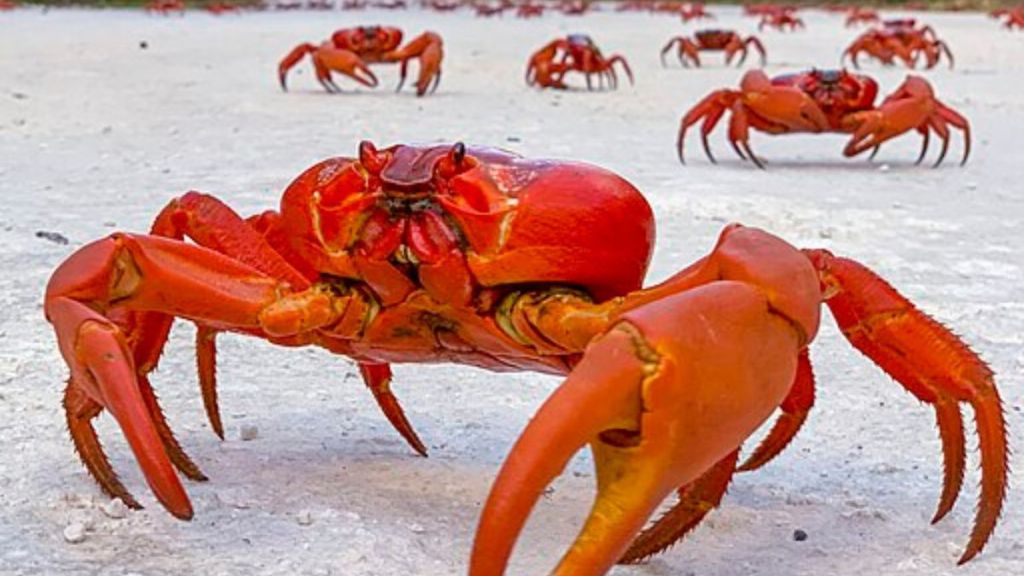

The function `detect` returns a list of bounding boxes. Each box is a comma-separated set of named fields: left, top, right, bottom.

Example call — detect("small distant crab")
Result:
left=278, top=26, right=443, bottom=96
left=661, top=29, right=766, bottom=68
left=526, top=34, right=633, bottom=90
left=845, top=7, right=880, bottom=27
left=844, top=19, right=953, bottom=70
left=758, top=9, right=804, bottom=31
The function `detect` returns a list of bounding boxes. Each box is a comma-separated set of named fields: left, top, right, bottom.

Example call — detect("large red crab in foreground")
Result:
left=679, top=69, right=970, bottom=168
left=661, top=29, right=766, bottom=68
left=279, top=26, right=443, bottom=96
left=46, top=143, right=1006, bottom=575
left=526, top=34, right=633, bottom=90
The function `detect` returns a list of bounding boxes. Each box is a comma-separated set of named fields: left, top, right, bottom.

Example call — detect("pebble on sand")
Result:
left=101, top=498, right=128, bottom=519
left=63, top=523, right=87, bottom=544
left=240, top=424, right=259, bottom=441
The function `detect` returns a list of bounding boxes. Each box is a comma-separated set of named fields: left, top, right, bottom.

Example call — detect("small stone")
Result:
left=35, top=230, right=69, bottom=245
left=296, top=510, right=313, bottom=526
left=506, top=136, right=521, bottom=143
left=63, top=523, right=87, bottom=544
left=408, top=522, right=426, bottom=534
left=139, top=41, right=148, bottom=49
left=793, top=529, right=808, bottom=542
left=878, top=164, right=891, bottom=172
left=240, top=424, right=259, bottom=441
left=101, top=498, right=128, bottom=519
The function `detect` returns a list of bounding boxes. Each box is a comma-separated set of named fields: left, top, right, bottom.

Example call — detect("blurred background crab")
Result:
left=278, top=25, right=443, bottom=96
left=661, top=29, right=766, bottom=68
left=526, top=34, right=633, bottom=91
left=843, top=19, right=953, bottom=70
left=844, top=6, right=880, bottom=27
left=757, top=7, right=804, bottom=31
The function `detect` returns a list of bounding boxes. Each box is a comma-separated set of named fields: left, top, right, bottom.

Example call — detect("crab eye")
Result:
left=436, top=142, right=473, bottom=180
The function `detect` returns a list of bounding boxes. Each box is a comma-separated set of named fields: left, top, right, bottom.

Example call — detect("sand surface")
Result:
left=1, top=4, right=1023, bottom=575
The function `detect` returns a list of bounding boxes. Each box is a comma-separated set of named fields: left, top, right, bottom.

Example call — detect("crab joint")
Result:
left=495, top=288, right=615, bottom=355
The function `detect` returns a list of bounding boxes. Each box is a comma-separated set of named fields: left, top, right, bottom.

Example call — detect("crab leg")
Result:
left=278, top=42, right=317, bottom=91
left=46, top=233, right=350, bottom=515
left=659, top=37, right=684, bottom=67
left=606, top=55, right=634, bottom=86
left=195, top=325, right=224, bottom=439
left=744, top=36, right=767, bottom=66
left=737, top=348, right=815, bottom=471
left=147, top=193, right=425, bottom=452
left=136, top=192, right=313, bottom=441
left=359, top=363, right=428, bottom=457
left=805, top=249, right=1007, bottom=564
left=385, top=32, right=443, bottom=96
left=677, top=90, right=738, bottom=163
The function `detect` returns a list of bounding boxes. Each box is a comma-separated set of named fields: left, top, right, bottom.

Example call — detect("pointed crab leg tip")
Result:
left=170, top=503, right=194, bottom=521
left=958, top=548, right=980, bottom=566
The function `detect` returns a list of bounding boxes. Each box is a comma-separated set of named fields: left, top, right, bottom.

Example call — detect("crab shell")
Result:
left=331, top=26, right=404, bottom=55
left=276, top=143, right=656, bottom=303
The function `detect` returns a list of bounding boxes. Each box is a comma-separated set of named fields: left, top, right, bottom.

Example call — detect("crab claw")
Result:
left=470, top=280, right=802, bottom=575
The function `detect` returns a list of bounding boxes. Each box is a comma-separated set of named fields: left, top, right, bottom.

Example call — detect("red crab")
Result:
left=991, top=7, right=1024, bottom=29
left=678, top=69, right=970, bottom=168
left=474, top=2, right=506, bottom=17
left=844, top=19, right=954, bottom=70
left=744, top=3, right=793, bottom=17
left=557, top=0, right=592, bottom=15
left=424, top=0, right=461, bottom=11
left=516, top=2, right=544, bottom=18
left=526, top=34, right=633, bottom=90
left=758, top=9, right=804, bottom=31
left=845, top=7, right=880, bottom=27
left=204, top=1, right=242, bottom=14
left=144, top=0, right=185, bottom=14
left=45, top=142, right=1007, bottom=576
left=661, top=29, right=766, bottom=68
left=278, top=26, right=443, bottom=96
left=679, top=2, right=713, bottom=22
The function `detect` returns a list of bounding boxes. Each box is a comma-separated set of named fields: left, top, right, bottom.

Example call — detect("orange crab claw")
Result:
left=739, top=71, right=828, bottom=133
left=471, top=279, right=803, bottom=576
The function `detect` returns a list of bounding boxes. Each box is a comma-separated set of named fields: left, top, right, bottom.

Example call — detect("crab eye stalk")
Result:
left=451, top=142, right=466, bottom=166
left=359, top=141, right=387, bottom=174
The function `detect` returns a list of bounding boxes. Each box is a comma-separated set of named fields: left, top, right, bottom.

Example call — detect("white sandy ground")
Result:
left=1, top=4, right=1023, bottom=576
